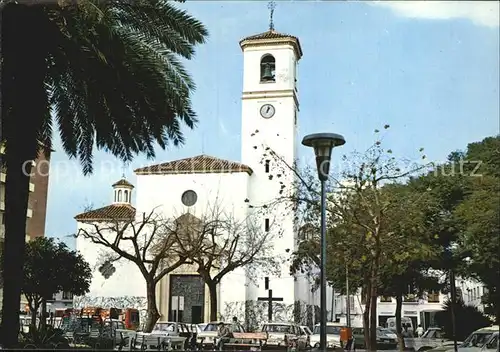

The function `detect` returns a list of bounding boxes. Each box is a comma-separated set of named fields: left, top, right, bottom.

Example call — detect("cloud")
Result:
left=371, top=1, right=499, bottom=28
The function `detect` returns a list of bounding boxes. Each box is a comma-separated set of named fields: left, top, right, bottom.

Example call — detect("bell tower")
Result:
left=239, top=22, right=303, bottom=308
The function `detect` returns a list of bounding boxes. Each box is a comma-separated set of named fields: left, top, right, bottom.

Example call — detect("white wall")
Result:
left=242, top=44, right=298, bottom=93
left=76, top=222, right=146, bottom=298
left=136, top=171, right=250, bottom=308
left=240, top=42, right=301, bottom=306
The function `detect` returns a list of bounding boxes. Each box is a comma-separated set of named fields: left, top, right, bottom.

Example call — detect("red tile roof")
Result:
left=112, top=178, right=134, bottom=188
left=239, top=30, right=303, bottom=59
left=134, top=155, right=253, bottom=176
left=74, top=204, right=136, bottom=222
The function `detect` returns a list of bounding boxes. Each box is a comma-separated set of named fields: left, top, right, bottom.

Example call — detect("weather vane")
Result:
left=268, top=0, right=276, bottom=31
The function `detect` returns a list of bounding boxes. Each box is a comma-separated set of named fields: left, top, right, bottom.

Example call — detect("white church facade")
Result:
left=74, top=28, right=318, bottom=327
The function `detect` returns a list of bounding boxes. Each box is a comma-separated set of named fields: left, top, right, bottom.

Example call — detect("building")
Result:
left=46, top=291, right=75, bottom=313
left=328, top=275, right=491, bottom=330
left=0, top=144, right=52, bottom=309
left=74, top=26, right=316, bottom=325
left=0, top=144, right=51, bottom=241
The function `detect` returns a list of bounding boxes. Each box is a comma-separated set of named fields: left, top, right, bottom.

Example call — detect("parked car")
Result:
left=197, top=321, right=245, bottom=349
left=352, top=326, right=398, bottom=349
left=309, top=322, right=346, bottom=349
left=481, top=331, right=498, bottom=352
left=261, top=322, right=308, bottom=350
left=408, top=327, right=457, bottom=352
left=442, top=326, right=499, bottom=352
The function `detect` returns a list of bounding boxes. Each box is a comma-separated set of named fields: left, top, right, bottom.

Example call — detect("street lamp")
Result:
left=302, top=133, right=346, bottom=351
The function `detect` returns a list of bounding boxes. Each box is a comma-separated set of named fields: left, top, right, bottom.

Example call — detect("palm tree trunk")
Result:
left=1, top=140, right=37, bottom=346
left=1, top=4, right=48, bottom=347
left=40, top=298, right=47, bottom=332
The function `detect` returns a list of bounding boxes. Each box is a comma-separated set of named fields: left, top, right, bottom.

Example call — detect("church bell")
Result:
left=262, top=63, right=274, bottom=81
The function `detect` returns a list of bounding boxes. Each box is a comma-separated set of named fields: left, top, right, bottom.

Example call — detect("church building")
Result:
left=74, top=26, right=318, bottom=326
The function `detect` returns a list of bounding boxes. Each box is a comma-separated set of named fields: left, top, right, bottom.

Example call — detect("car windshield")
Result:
left=313, top=326, right=343, bottom=335
left=421, top=330, right=434, bottom=338
left=264, top=325, right=293, bottom=333
left=154, top=323, right=176, bottom=332
left=204, top=323, right=218, bottom=332
left=462, top=332, right=493, bottom=347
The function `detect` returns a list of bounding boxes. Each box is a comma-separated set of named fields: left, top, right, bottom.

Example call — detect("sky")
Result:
left=45, top=1, right=500, bottom=247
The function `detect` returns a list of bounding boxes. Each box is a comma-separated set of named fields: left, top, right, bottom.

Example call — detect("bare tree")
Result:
left=172, top=204, right=281, bottom=321
left=76, top=209, right=195, bottom=332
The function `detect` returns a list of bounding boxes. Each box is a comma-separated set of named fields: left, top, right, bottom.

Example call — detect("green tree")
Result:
left=454, top=136, right=500, bottom=322
left=0, top=237, right=91, bottom=334
left=0, top=0, right=207, bottom=345
left=284, top=127, right=431, bottom=351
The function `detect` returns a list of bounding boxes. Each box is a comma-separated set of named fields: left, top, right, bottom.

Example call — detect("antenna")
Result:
left=268, top=0, right=276, bottom=31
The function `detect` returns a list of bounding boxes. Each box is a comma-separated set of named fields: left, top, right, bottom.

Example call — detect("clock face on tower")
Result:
left=260, top=104, right=275, bottom=119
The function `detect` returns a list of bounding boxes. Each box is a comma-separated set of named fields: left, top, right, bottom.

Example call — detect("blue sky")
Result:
left=45, top=1, right=499, bottom=247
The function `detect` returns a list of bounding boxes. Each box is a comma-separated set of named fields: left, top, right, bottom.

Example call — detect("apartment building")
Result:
left=0, top=145, right=51, bottom=241
left=0, top=144, right=52, bottom=309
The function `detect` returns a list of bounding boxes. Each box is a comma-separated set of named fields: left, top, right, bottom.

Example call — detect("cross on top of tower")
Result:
left=268, top=0, right=276, bottom=31
left=121, top=162, right=127, bottom=179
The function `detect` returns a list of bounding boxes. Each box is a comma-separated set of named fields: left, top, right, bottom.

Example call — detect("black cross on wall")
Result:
left=257, top=277, right=283, bottom=321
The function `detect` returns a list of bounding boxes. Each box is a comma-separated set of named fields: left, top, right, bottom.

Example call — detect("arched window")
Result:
left=260, top=54, right=276, bottom=83
left=124, top=190, right=129, bottom=203
left=128, top=190, right=132, bottom=203
left=114, top=190, right=117, bottom=202
left=117, top=190, right=122, bottom=202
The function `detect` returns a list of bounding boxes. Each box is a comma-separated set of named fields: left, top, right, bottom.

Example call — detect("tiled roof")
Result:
left=112, top=178, right=134, bottom=188
left=239, top=29, right=303, bottom=59
left=241, top=30, right=298, bottom=42
left=74, top=204, right=136, bottom=221
left=134, top=155, right=253, bottom=176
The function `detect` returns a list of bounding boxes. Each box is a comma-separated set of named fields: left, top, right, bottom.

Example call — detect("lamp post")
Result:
left=302, top=133, right=345, bottom=351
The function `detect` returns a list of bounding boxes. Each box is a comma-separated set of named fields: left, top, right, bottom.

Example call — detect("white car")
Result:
left=308, top=322, right=346, bottom=349
left=197, top=321, right=245, bottom=349
left=261, top=322, right=309, bottom=349
left=481, top=331, right=498, bottom=352
left=445, top=325, right=499, bottom=352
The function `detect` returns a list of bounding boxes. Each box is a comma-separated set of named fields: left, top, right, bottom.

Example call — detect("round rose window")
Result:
left=181, top=190, right=198, bottom=207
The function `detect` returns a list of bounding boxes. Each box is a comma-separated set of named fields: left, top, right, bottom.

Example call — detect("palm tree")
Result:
left=0, top=0, right=207, bottom=346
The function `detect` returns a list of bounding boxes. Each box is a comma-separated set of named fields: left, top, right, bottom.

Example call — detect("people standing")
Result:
left=416, top=324, right=424, bottom=338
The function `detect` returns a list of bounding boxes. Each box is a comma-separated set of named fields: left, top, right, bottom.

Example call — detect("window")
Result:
left=265, top=218, right=270, bottom=232
left=260, top=54, right=276, bottom=83
left=181, top=190, right=198, bottom=207
left=124, top=190, right=129, bottom=202
left=265, top=160, right=270, bottom=173
left=62, top=292, right=73, bottom=300
left=427, top=291, right=440, bottom=303
left=485, top=336, right=498, bottom=350
left=117, top=190, right=122, bottom=202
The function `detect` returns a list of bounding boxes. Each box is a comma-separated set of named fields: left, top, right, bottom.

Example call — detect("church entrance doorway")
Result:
left=168, top=274, right=205, bottom=323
